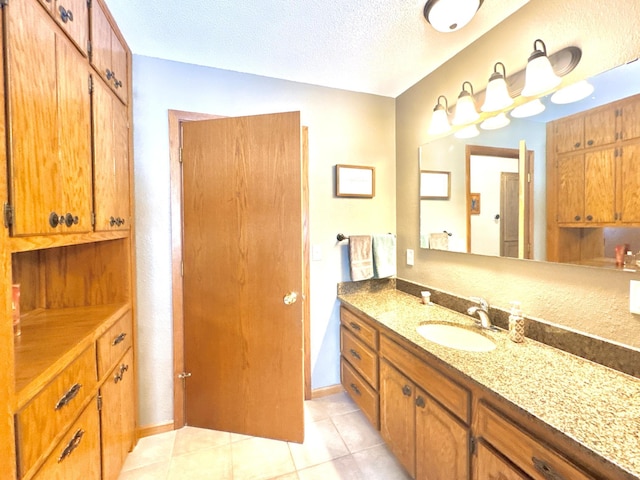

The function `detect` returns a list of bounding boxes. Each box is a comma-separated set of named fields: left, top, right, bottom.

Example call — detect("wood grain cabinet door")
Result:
left=620, top=95, right=640, bottom=141
left=556, top=154, right=585, bottom=223
left=583, top=148, right=616, bottom=223
left=92, top=76, right=131, bottom=231
left=617, top=144, right=640, bottom=223
left=100, top=349, right=135, bottom=480
left=473, top=440, right=531, bottom=480
left=554, top=116, right=584, bottom=154
left=415, top=389, right=470, bottom=480
left=380, top=361, right=416, bottom=478
left=6, top=0, right=92, bottom=236
left=53, top=0, right=89, bottom=56
left=583, top=107, right=617, bottom=148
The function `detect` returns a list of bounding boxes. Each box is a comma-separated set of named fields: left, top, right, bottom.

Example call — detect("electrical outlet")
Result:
left=630, top=280, right=640, bottom=314
left=406, top=249, right=414, bottom=266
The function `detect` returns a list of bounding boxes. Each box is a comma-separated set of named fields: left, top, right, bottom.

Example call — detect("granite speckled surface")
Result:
left=338, top=287, right=640, bottom=479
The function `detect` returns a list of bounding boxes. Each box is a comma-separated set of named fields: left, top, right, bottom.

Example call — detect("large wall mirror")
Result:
left=419, top=58, right=640, bottom=269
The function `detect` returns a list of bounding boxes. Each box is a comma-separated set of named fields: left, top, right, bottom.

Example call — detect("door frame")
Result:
left=168, top=109, right=311, bottom=429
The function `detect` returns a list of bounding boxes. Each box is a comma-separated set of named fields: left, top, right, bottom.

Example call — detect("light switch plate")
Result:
left=406, top=249, right=414, bottom=266
left=630, top=280, right=640, bottom=314
left=311, top=244, right=322, bottom=262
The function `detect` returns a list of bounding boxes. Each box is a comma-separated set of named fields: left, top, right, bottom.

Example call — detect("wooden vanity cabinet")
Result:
left=340, top=306, right=380, bottom=428
left=473, top=439, right=531, bottom=480
left=379, top=334, right=470, bottom=480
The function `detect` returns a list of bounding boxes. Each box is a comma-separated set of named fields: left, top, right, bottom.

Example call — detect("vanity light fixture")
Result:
left=480, top=112, right=510, bottom=130
left=427, top=95, right=452, bottom=136
left=452, top=81, right=480, bottom=125
left=521, top=39, right=561, bottom=97
left=550, top=79, right=594, bottom=104
left=481, top=62, right=514, bottom=112
left=454, top=124, right=479, bottom=139
left=510, top=98, right=545, bottom=118
left=423, top=0, right=484, bottom=33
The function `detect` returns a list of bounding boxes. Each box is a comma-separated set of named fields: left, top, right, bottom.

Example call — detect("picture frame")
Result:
left=336, top=164, right=375, bottom=198
left=420, top=170, right=450, bottom=199
left=470, top=192, right=481, bottom=215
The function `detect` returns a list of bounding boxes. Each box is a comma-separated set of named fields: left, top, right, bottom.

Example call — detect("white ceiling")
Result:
left=102, top=0, right=531, bottom=98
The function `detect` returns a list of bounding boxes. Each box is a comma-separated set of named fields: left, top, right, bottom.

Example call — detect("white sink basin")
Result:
left=416, top=323, right=496, bottom=352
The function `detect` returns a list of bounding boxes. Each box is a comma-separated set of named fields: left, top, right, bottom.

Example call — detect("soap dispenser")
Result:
left=508, top=301, right=525, bottom=343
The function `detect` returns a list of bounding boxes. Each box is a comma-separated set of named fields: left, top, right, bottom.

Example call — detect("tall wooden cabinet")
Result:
left=0, top=0, right=136, bottom=479
left=547, top=93, right=640, bottom=264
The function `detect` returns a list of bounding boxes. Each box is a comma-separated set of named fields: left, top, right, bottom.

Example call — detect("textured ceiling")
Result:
left=102, top=0, right=530, bottom=97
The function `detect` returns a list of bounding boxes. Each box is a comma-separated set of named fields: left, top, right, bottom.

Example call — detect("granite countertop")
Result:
left=338, top=288, right=640, bottom=479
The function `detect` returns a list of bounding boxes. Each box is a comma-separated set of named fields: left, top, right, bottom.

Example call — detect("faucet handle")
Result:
left=470, top=296, right=489, bottom=310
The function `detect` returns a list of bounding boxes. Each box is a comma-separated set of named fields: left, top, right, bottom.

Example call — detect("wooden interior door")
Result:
left=181, top=112, right=304, bottom=443
left=500, top=172, right=519, bottom=258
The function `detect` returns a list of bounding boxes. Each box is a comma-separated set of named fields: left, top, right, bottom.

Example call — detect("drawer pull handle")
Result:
left=415, top=396, right=426, bottom=408
left=55, top=383, right=82, bottom=410
left=349, top=349, right=361, bottom=360
left=112, top=332, right=127, bottom=346
left=349, top=322, right=361, bottom=331
left=114, top=364, right=129, bottom=383
left=120, top=363, right=129, bottom=375
left=533, top=457, right=565, bottom=480
left=58, top=429, right=84, bottom=463
left=402, top=385, right=412, bottom=396
left=349, top=383, right=361, bottom=396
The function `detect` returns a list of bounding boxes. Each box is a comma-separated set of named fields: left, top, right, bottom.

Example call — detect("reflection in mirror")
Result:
left=419, top=58, right=640, bottom=268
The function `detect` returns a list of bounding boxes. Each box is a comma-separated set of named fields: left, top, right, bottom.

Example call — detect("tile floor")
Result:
left=118, top=391, right=411, bottom=480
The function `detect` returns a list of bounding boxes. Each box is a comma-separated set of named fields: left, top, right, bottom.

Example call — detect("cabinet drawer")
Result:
left=341, top=358, right=379, bottom=429
left=380, top=334, right=469, bottom=424
left=16, top=345, right=97, bottom=478
left=32, top=399, right=101, bottom=480
left=476, top=401, right=595, bottom=480
left=340, top=326, right=378, bottom=389
left=340, top=306, right=378, bottom=349
left=97, top=311, right=132, bottom=379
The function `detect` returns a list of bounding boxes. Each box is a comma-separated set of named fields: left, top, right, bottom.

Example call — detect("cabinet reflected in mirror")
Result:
left=419, top=59, right=640, bottom=269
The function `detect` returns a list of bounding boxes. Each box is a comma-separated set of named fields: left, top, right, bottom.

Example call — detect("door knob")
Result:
left=283, top=292, right=298, bottom=305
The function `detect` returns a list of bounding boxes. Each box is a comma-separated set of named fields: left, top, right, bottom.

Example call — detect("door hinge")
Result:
left=469, top=436, right=477, bottom=456
left=87, top=0, right=92, bottom=8
left=179, top=147, right=183, bottom=164
left=527, top=172, right=531, bottom=183
left=87, top=40, right=92, bottom=60
left=178, top=372, right=191, bottom=380
left=3, top=203, right=13, bottom=228
left=0, top=0, right=8, bottom=8
left=97, top=395, right=103, bottom=411
left=91, top=212, right=96, bottom=226
left=88, top=74, right=93, bottom=94
left=181, top=261, right=184, bottom=277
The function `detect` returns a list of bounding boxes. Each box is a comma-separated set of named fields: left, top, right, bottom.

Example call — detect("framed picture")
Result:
left=420, top=170, right=450, bottom=199
left=470, top=193, right=481, bottom=215
left=336, top=164, right=375, bottom=198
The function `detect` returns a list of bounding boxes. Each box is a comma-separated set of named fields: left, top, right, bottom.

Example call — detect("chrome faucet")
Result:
left=467, top=297, right=493, bottom=329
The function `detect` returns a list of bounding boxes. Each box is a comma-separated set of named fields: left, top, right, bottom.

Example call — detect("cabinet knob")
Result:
left=587, top=139, right=594, bottom=146
left=49, top=212, right=60, bottom=227
left=574, top=142, right=581, bottom=148
left=64, top=213, right=74, bottom=227
left=349, top=321, right=361, bottom=331
left=115, top=79, right=123, bottom=89
left=349, top=349, right=361, bottom=361
left=349, top=383, right=361, bottom=396
left=106, top=69, right=114, bottom=80
left=415, top=396, right=426, bottom=408
left=110, top=216, right=116, bottom=227
left=402, top=385, right=412, bottom=396
left=574, top=215, right=581, bottom=221
left=59, top=6, right=74, bottom=23
left=586, top=215, right=593, bottom=221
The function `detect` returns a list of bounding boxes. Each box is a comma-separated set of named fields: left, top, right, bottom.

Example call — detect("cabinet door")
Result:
left=473, top=440, right=530, bottom=480
left=92, top=76, right=130, bottom=231
left=111, top=31, right=129, bottom=102
left=554, top=116, right=584, bottom=154
left=7, top=0, right=60, bottom=235
left=584, top=148, right=615, bottom=223
left=90, top=0, right=113, bottom=88
left=380, top=361, right=415, bottom=478
left=415, top=389, right=469, bottom=480
left=556, top=154, right=584, bottom=223
left=583, top=107, right=617, bottom=148
left=618, top=144, right=640, bottom=223
left=620, top=95, right=640, bottom=141
left=53, top=0, right=89, bottom=55
left=57, top=35, right=93, bottom=233
left=101, top=349, right=135, bottom=480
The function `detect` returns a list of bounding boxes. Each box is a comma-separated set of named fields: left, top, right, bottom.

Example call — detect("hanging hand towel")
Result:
left=372, top=233, right=396, bottom=278
left=349, top=235, right=374, bottom=281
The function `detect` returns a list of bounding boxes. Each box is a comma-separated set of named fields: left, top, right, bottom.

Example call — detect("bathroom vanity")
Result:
left=339, top=283, right=640, bottom=479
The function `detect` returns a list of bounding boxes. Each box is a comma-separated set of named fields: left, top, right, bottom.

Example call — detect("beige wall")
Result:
left=396, top=0, right=640, bottom=347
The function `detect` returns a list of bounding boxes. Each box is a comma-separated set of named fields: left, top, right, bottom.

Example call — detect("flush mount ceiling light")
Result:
left=521, top=39, right=561, bottom=97
left=427, top=95, right=452, bottom=136
left=481, top=62, right=514, bottom=112
left=423, top=0, right=484, bottom=33
left=452, top=81, right=479, bottom=125
left=550, top=80, right=595, bottom=104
